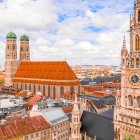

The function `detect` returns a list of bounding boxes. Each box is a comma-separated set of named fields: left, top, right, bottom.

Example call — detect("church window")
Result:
left=48, top=86, right=50, bottom=97
left=7, top=46, right=9, bottom=49
left=70, top=86, right=74, bottom=93
left=138, top=11, right=140, bottom=22
left=25, top=84, right=27, bottom=89
left=78, top=85, right=80, bottom=94
left=53, top=86, right=56, bottom=99
left=43, top=85, right=45, bottom=96
left=128, top=95, right=133, bottom=106
left=29, top=84, right=31, bottom=90
left=136, top=35, right=140, bottom=51
left=60, top=86, right=64, bottom=97
left=38, top=85, right=40, bottom=91
left=137, top=96, right=140, bottom=108
left=34, top=85, right=36, bottom=93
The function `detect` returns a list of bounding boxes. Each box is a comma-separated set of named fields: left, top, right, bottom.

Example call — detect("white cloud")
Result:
left=0, top=0, right=134, bottom=65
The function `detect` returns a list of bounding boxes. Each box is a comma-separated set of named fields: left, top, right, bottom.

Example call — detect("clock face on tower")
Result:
left=129, top=73, right=140, bottom=86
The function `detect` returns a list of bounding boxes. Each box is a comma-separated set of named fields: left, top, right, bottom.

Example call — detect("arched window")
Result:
left=34, top=85, right=36, bottom=93
left=128, top=95, right=133, bottom=106
left=126, top=58, right=129, bottom=68
left=53, top=86, right=56, bottom=99
left=48, top=86, right=50, bottom=97
left=136, top=58, right=139, bottom=68
left=25, top=84, right=27, bottom=89
left=78, top=86, right=80, bottom=94
left=131, top=58, right=134, bottom=68
left=38, top=85, right=40, bottom=91
left=138, top=11, right=140, bottom=22
left=29, top=84, right=31, bottom=91
left=70, top=86, right=74, bottom=93
left=13, top=45, right=15, bottom=50
left=43, top=85, right=45, bottom=96
left=60, top=86, right=64, bottom=97
left=137, top=96, right=140, bottom=108
left=136, top=35, right=140, bottom=51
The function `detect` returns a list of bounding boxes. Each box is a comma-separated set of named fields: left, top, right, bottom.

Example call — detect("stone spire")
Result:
left=70, top=92, right=81, bottom=140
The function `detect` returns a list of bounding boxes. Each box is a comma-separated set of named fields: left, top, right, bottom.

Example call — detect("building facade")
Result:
left=114, top=1, right=140, bottom=139
left=4, top=32, right=80, bottom=99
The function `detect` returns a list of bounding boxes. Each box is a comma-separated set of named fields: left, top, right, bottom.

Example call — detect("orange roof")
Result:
left=27, top=95, right=42, bottom=107
left=62, top=105, right=73, bottom=113
left=0, top=115, right=51, bottom=140
left=90, top=91, right=110, bottom=97
left=13, top=61, right=80, bottom=85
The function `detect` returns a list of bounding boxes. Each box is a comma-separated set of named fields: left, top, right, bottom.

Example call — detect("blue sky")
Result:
left=0, top=0, right=134, bottom=65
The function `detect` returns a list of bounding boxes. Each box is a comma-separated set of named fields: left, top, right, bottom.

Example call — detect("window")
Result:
left=13, top=45, right=15, bottom=50
left=53, top=86, right=56, bottom=99
left=136, top=35, right=140, bottom=51
left=60, top=86, right=64, bottom=97
left=137, top=96, right=140, bottom=108
left=138, top=11, right=140, bottom=22
left=136, top=58, right=139, bottom=68
left=48, top=86, right=50, bottom=97
left=70, top=86, right=74, bottom=93
left=128, top=95, right=133, bottom=106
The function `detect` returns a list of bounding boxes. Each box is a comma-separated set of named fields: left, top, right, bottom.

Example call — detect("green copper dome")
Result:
left=20, top=34, right=29, bottom=41
left=6, top=31, right=17, bottom=39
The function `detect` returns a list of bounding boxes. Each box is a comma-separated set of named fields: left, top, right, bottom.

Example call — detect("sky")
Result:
left=0, top=0, right=134, bottom=66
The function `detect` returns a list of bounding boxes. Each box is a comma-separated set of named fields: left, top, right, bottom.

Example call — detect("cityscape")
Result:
left=0, top=0, right=140, bottom=140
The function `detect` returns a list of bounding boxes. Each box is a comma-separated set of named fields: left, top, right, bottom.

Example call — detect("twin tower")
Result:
left=5, top=31, right=30, bottom=86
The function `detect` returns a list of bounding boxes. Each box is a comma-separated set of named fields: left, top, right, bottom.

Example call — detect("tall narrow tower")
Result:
left=5, top=31, right=18, bottom=86
left=114, top=1, right=140, bottom=140
left=70, top=94, right=81, bottom=140
left=20, top=34, right=30, bottom=61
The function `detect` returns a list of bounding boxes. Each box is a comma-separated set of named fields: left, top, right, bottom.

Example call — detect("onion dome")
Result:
left=6, top=31, right=17, bottom=39
left=20, top=34, right=29, bottom=41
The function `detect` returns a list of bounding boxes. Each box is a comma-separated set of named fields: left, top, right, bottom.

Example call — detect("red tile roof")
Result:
left=12, top=61, right=80, bottom=85
left=26, top=95, right=42, bottom=107
left=62, top=105, right=73, bottom=113
left=0, top=115, right=51, bottom=140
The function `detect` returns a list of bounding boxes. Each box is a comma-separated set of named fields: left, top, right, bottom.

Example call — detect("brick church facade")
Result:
left=5, top=33, right=80, bottom=99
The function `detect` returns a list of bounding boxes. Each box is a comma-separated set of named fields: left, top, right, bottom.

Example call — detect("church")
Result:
left=4, top=32, right=80, bottom=99
left=114, top=0, right=140, bottom=139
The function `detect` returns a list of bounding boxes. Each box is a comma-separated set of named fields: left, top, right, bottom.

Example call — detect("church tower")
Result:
left=70, top=93, right=81, bottom=140
left=5, top=31, right=18, bottom=86
left=114, top=1, right=140, bottom=140
left=20, top=34, right=30, bottom=61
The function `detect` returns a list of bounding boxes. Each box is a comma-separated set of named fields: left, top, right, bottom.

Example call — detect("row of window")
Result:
left=128, top=95, right=140, bottom=107
left=15, top=83, right=80, bottom=98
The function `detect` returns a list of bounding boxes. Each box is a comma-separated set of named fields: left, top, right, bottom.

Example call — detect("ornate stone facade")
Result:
left=114, top=1, right=140, bottom=139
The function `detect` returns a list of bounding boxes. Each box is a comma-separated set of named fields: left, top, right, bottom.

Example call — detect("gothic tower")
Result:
left=20, top=34, right=30, bottom=61
left=70, top=93, right=82, bottom=140
left=114, top=1, right=140, bottom=140
left=5, top=31, right=18, bottom=86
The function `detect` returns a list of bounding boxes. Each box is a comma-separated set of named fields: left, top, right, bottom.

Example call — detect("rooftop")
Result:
left=13, top=61, right=80, bottom=85
left=41, top=108, right=69, bottom=125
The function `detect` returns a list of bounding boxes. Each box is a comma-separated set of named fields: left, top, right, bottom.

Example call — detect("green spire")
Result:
left=6, top=31, right=17, bottom=39
left=20, top=34, right=29, bottom=41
